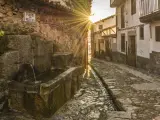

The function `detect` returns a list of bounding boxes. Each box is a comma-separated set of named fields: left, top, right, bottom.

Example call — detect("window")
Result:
left=156, top=26, right=160, bottom=42
left=121, top=5, right=125, bottom=28
left=121, top=34, right=125, bottom=52
left=131, top=0, right=136, bottom=15
left=140, top=25, right=144, bottom=40
left=99, top=25, right=103, bottom=30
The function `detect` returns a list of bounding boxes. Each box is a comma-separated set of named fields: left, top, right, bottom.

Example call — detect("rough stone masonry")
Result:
left=0, top=0, right=90, bottom=112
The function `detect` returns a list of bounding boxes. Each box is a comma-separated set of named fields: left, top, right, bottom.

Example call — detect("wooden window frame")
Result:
left=131, top=0, right=136, bottom=15
left=99, top=25, right=103, bottom=30
left=140, top=25, right=144, bottom=40
left=121, top=5, right=125, bottom=28
left=155, top=26, right=160, bottom=42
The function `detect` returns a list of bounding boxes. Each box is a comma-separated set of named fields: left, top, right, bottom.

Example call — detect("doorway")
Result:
left=105, top=39, right=112, bottom=59
left=127, top=35, right=136, bottom=67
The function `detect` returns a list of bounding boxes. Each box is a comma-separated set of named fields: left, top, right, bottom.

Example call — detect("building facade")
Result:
left=91, top=15, right=116, bottom=60
left=111, top=0, right=160, bottom=74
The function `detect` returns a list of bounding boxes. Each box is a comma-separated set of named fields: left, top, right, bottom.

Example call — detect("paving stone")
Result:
left=131, top=83, right=160, bottom=91
left=52, top=70, right=117, bottom=120
left=153, top=116, right=160, bottom=120
left=107, top=111, right=132, bottom=119
left=91, top=58, right=160, bottom=120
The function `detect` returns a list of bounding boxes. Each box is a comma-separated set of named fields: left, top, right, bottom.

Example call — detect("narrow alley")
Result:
left=91, top=59, right=160, bottom=120
left=1, top=0, right=160, bottom=120
left=50, top=58, right=160, bottom=120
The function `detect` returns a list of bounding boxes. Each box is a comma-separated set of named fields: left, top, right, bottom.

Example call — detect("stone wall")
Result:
left=0, top=35, right=53, bottom=78
left=137, top=56, right=149, bottom=70
left=149, top=51, right=160, bottom=74
left=0, top=35, right=54, bottom=111
left=0, top=0, right=88, bottom=112
left=8, top=66, right=84, bottom=118
left=112, top=51, right=160, bottom=74
left=0, top=0, right=85, bottom=57
left=112, top=52, right=126, bottom=64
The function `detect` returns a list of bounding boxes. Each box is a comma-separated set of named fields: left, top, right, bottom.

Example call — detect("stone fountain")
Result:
left=3, top=35, right=84, bottom=118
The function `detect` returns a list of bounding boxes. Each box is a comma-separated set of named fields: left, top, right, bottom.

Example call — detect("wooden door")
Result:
left=98, top=39, right=100, bottom=55
left=127, top=36, right=136, bottom=67
left=105, top=40, right=109, bottom=55
left=105, top=39, right=112, bottom=59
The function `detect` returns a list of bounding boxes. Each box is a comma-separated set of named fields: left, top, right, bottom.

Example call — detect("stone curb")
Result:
left=90, top=64, right=133, bottom=120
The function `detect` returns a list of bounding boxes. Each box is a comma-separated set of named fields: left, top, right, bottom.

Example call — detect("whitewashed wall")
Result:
left=93, top=15, right=116, bottom=53
left=94, top=16, right=116, bottom=32
left=116, top=0, right=150, bottom=58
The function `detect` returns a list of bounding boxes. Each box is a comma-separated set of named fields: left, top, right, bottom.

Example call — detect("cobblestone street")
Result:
left=1, top=59, right=160, bottom=120
left=91, top=59, right=160, bottom=120
left=51, top=67, right=117, bottom=120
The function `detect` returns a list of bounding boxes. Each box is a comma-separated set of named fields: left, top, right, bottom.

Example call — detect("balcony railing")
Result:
left=140, top=0, right=160, bottom=17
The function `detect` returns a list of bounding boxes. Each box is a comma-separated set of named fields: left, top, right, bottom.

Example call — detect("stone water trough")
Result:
left=8, top=53, right=84, bottom=117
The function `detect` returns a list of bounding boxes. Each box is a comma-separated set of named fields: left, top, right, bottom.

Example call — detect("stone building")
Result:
left=110, top=0, right=160, bottom=74
left=0, top=0, right=91, bottom=113
left=91, top=15, right=116, bottom=60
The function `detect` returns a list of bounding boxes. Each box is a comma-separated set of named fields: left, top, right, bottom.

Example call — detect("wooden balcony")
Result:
left=140, top=0, right=160, bottom=23
left=110, top=0, right=124, bottom=7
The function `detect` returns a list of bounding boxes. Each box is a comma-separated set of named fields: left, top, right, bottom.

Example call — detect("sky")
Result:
left=91, top=0, right=115, bottom=22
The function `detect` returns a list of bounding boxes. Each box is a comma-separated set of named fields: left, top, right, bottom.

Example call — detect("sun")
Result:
left=89, top=16, right=95, bottom=23
left=89, top=15, right=96, bottom=23
left=89, top=14, right=100, bottom=23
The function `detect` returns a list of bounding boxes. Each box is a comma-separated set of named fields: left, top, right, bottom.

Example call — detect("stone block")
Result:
left=107, top=111, right=131, bottom=119
left=5, top=35, right=53, bottom=73
left=0, top=13, right=5, bottom=18
left=110, top=89, right=122, bottom=98
left=0, top=51, right=19, bottom=79
left=33, top=37, right=52, bottom=72
left=9, top=91, right=25, bottom=112
left=150, top=51, right=160, bottom=74
left=137, top=56, right=149, bottom=70
left=0, top=0, right=5, bottom=6
left=7, top=35, right=33, bottom=64
left=112, top=52, right=126, bottom=64
left=52, top=52, right=73, bottom=69
left=131, top=83, right=160, bottom=91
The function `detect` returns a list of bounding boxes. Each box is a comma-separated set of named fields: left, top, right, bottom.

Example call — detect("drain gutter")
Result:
left=90, top=64, right=125, bottom=111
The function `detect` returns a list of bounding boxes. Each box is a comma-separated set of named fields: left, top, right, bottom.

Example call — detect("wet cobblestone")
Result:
left=91, top=58, right=160, bottom=120
left=51, top=71, right=117, bottom=120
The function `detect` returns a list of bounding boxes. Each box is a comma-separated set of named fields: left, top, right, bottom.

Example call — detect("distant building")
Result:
left=110, top=0, right=160, bottom=74
left=91, top=15, right=116, bottom=60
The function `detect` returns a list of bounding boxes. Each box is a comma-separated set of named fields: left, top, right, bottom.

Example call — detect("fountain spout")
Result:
left=29, top=64, right=37, bottom=83
left=26, top=63, right=41, bottom=84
